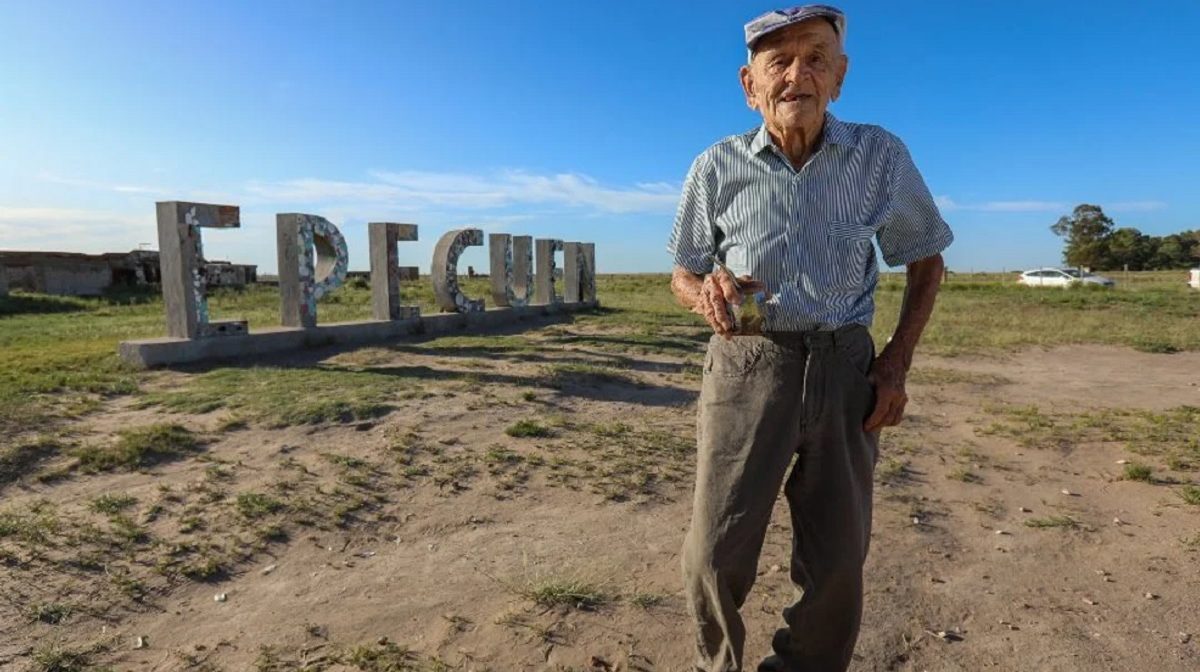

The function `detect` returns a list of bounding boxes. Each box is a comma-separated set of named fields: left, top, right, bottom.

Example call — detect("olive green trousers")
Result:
left=682, top=326, right=879, bottom=672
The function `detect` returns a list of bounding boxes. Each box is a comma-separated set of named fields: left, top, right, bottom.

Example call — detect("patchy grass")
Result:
left=1025, top=515, right=1082, bottom=530
left=74, top=423, right=200, bottom=472
left=0, top=436, right=65, bottom=486
left=521, top=577, right=611, bottom=611
left=1123, top=463, right=1154, bottom=482
left=946, top=466, right=981, bottom=484
left=27, top=602, right=74, bottom=625
left=979, top=404, right=1200, bottom=469
left=629, top=592, right=667, bottom=609
left=541, top=362, right=639, bottom=388
left=142, top=367, right=397, bottom=427
left=28, top=640, right=104, bottom=672
left=1178, top=485, right=1200, bottom=506
left=505, top=419, right=553, bottom=438
left=876, top=457, right=909, bottom=485
left=0, top=501, right=60, bottom=544
left=236, top=492, right=285, bottom=519
left=88, top=493, right=138, bottom=515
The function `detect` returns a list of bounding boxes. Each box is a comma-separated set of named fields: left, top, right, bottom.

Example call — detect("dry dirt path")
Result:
left=3, top=339, right=1199, bottom=671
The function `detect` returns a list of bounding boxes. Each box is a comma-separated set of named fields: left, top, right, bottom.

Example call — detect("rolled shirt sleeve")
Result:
left=876, top=137, right=954, bottom=268
left=666, top=152, right=718, bottom=275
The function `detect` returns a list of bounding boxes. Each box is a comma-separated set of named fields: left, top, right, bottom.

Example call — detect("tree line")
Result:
left=1051, top=204, right=1200, bottom=270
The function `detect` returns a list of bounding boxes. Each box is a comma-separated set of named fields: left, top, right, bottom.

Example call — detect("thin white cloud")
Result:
left=935, top=196, right=1167, bottom=214
left=246, top=169, right=681, bottom=214
left=38, top=172, right=165, bottom=195
left=0, top=207, right=154, bottom=251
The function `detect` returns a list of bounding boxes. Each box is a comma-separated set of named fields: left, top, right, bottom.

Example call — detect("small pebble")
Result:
left=995, top=529, right=1009, bottom=535
left=377, top=636, right=389, bottom=646
left=1113, top=517, right=1124, bottom=525
left=1179, top=633, right=1192, bottom=644
left=1062, top=489, right=1075, bottom=496
left=261, top=564, right=277, bottom=575
left=1082, top=598, right=1097, bottom=606
left=134, top=636, right=147, bottom=650
left=912, top=517, right=921, bottom=525
left=769, top=564, right=782, bottom=573
left=214, top=593, right=227, bottom=603
left=1018, top=506, right=1031, bottom=513
left=1116, top=459, right=1129, bottom=465
left=1145, top=593, right=1158, bottom=600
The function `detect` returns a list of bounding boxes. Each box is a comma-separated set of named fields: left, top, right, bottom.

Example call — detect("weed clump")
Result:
left=1123, top=463, right=1153, bottom=482
left=506, top=419, right=553, bottom=438
left=74, top=424, right=200, bottom=472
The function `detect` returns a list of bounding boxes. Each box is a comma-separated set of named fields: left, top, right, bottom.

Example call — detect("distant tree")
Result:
left=1051, top=204, right=1115, bottom=269
left=1145, top=233, right=1198, bottom=270
left=1107, top=227, right=1152, bottom=270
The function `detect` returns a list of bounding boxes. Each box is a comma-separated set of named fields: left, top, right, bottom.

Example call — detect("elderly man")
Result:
left=668, top=5, right=953, bottom=671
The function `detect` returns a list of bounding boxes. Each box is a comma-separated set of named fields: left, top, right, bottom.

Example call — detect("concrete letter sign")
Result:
left=120, top=201, right=601, bottom=368
left=432, top=229, right=485, bottom=313
left=488, top=233, right=534, bottom=308
left=563, top=242, right=597, bottom=304
left=535, top=239, right=563, bottom=305
left=368, top=222, right=420, bottom=321
left=277, top=213, right=350, bottom=328
left=156, top=201, right=247, bottom=339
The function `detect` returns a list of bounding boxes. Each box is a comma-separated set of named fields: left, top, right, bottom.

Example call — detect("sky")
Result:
left=1, top=0, right=1198, bottom=274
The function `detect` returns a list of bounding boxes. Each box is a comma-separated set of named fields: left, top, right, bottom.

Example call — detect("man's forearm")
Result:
left=883, top=253, right=944, bottom=370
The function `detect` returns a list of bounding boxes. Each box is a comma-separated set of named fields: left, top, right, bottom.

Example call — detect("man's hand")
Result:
left=863, top=348, right=907, bottom=432
left=863, top=252, right=945, bottom=432
left=671, top=266, right=765, bottom=339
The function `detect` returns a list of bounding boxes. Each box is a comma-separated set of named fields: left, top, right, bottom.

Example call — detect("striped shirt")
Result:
left=667, top=113, right=953, bottom=332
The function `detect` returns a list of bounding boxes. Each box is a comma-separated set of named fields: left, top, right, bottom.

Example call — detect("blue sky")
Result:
left=1, top=0, right=1197, bottom=274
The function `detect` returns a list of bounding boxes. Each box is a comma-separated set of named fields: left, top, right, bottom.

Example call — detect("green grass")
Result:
left=88, top=493, right=138, bottom=515
left=3, top=273, right=1198, bottom=445
left=521, top=577, right=610, bottom=610
left=142, top=367, right=399, bottom=427
left=1179, top=485, right=1200, bottom=506
left=505, top=419, right=553, bottom=438
left=236, top=492, right=285, bottom=518
left=27, top=602, right=74, bottom=625
left=29, top=641, right=96, bottom=672
left=1123, top=463, right=1154, bottom=482
left=980, top=404, right=1200, bottom=469
left=73, top=423, right=200, bottom=472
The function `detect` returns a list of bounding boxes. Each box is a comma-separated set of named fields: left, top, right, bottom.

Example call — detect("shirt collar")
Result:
left=750, top=112, right=855, bottom=156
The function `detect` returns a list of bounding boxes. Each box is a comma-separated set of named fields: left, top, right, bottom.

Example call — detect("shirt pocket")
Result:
left=823, top=221, right=875, bottom=293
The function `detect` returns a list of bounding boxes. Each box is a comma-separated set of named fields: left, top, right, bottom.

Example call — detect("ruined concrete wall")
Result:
left=0, top=256, right=113, bottom=296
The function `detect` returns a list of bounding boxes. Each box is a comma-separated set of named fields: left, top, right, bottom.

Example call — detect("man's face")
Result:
left=740, top=19, right=848, bottom=135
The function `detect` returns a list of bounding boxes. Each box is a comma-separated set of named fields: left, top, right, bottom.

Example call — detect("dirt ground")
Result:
left=3, top=329, right=1199, bottom=672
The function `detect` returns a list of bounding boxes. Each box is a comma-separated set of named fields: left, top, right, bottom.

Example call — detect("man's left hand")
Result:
left=864, top=349, right=908, bottom=432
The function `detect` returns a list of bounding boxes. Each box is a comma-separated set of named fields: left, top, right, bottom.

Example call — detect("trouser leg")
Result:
left=767, top=327, right=879, bottom=672
left=683, top=335, right=806, bottom=672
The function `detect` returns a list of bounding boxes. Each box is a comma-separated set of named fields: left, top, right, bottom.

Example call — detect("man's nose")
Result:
left=784, top=59, right=813, bottom=85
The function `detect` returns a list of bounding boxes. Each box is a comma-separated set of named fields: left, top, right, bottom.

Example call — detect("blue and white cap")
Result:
left=744, top=4, right=846, bottom=53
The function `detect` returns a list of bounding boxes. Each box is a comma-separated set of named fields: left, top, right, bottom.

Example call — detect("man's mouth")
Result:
left=780, top=93, right=813, bottom=104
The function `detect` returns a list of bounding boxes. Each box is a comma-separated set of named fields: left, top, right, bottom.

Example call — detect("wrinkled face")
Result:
left=740, top=19, right=848, bottom=135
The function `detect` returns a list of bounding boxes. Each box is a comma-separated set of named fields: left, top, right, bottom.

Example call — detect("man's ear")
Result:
left=739, top=64, right=757, bottom=110
left=832, top=55, right=849, bottom=101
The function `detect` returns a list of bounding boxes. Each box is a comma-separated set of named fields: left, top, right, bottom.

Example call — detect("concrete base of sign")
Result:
left=119, top=300, right=600, bottom=368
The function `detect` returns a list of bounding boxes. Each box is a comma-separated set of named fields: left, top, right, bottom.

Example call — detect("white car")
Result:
left=1018, top=268, right=1115, bottom=288
left=1188, top=268, right=1200, bottom=290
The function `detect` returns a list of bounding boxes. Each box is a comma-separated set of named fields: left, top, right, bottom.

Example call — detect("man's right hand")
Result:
left=677, top=267, right=766, bottom=339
